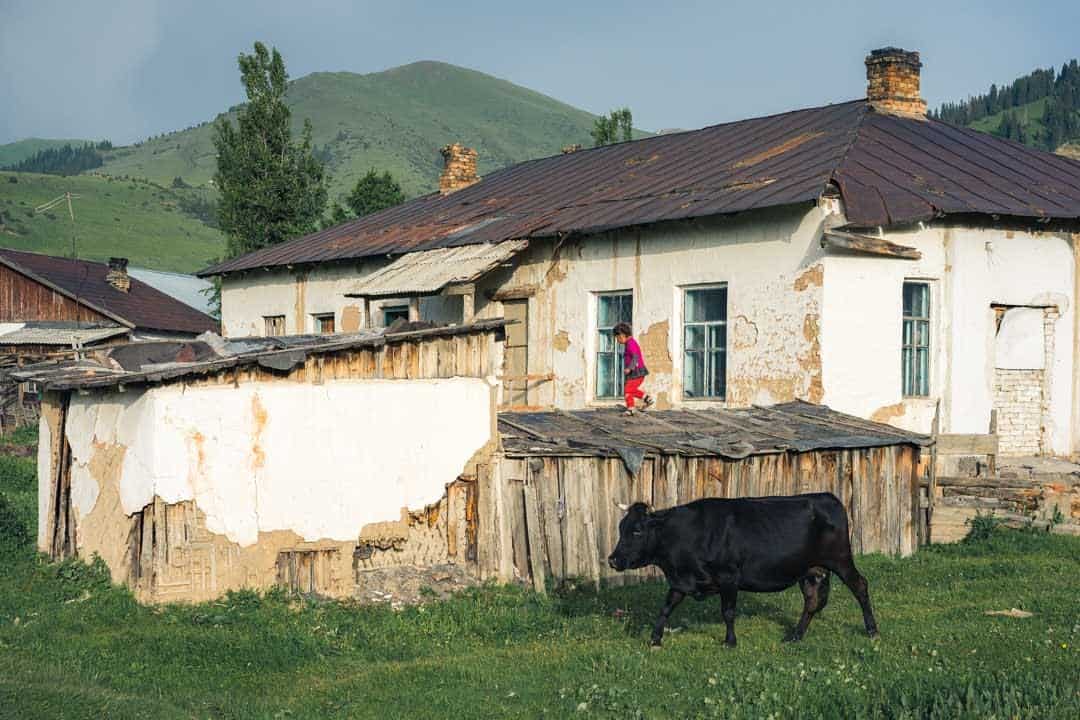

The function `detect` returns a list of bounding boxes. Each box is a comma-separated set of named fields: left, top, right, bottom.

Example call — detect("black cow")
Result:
left=607, top=493, right=878, bottom=647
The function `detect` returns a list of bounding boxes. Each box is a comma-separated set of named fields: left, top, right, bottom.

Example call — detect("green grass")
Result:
left=96, top=61, right=646, bottom=201
left=0, top=139, right=95, bottom=169
left=0, top=171, right=224, bottom=273
left=1, top=443, right=1077, bottom=719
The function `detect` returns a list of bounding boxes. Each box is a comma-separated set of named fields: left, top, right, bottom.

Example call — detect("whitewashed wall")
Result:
left=821, top=226, right=1076, bottom=455
left=472, top=204, right=830, bottom=409
left=220, top=261, right=461, bottom=338
left=48, top=378, right=494, bottom=550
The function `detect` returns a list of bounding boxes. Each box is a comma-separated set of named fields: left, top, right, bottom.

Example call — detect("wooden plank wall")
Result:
left=482, top=446, right=921, bottom=588
left=0, top=263, right=107, bottom=324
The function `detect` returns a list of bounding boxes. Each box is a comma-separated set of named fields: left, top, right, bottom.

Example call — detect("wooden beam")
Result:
left=936, top=434, right=998, bottom=456
left=408, top=296, right=420, bottom=322
left=442, top=282, right=475, bottom=297
left=486, top=284, right=538, bottom=301
left=822, top=230, right=922, bottom=260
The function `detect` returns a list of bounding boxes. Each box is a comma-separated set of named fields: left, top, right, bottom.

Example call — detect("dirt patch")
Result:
left=639, top=321, right=672, bottom=374
left=341, top=305, right=361, bottom=332
left=250, top=394, right=268, bottom=471
left=793, top=264, right=823, bottom=291
left=354, top=563, right=478, bottom=608
left=799, top=313, right=824, bottom=403
left=553, top=330, right=571, bottom=352
left=871, top=403, right=907, bottom=423
left=731, top=132, right=824, bottom=169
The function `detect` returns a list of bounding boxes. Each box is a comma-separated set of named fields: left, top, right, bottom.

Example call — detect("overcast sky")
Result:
left=1, top=0, right=1078, bottom=145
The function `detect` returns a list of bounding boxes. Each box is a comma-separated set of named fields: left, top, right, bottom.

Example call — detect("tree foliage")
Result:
left=4, top=143, right=105, bottom=175
left=213, top=42, right=327, bottom=258
left=590, top=108, right=633, bottom=147
left=932, top=59, right=1080, bottom=151
left=346, top=169, right=405, bottom=218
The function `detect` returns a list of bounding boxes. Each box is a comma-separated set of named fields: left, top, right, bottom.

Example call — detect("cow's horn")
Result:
left=614, top=501, right=630, bottom=512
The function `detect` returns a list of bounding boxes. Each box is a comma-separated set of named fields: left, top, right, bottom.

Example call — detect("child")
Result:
left=613, top=322, right=653, bottom=416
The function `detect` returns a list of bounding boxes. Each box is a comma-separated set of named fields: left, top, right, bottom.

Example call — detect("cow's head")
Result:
left=608, top=502, right=655, bottom=571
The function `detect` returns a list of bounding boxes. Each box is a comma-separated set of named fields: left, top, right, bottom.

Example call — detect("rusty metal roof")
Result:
left=0, top=249, right=220, bottom=334
left=345, top=240, right=529, bottom=298
left=201, top=101, right=1080, bottom=276
left=499, top=400, right=929, bottom=463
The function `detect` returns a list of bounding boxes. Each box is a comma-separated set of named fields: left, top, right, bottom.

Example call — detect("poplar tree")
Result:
left=214, top=42, right=327, bottom=257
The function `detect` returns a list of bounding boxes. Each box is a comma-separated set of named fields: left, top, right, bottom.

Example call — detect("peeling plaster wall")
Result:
left=220, top=261, right=464, bottom=338
left=473, top=204, right=829, bottom=409
left=821, top=226, right=1076, bottom=455
left=60, top=378, right=494, bottom=560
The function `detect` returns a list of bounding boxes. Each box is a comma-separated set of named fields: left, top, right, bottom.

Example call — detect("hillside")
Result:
left=934, top=59, right=1080, bottom=153
left=0, top=172, right=225, bottom=273
left=97, top=61, right=618, bottom=200
left=0, top=138, right=94, bottom=168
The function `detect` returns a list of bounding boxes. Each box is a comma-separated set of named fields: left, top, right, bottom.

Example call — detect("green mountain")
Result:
left=97, top=61, right=613, bottom=201
left=0, top=171, right=224, bottom=273
left=0, top=138, right=94, bottom=168
left=932, top=59, right=1080, bottom=153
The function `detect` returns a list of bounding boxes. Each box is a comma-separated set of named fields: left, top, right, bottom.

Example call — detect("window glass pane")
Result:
left=685, top=325, right=705, bottom=350
left=917, top=349, right=929, bottom=395
left=597, top=354, right=616, bottom=398
left=915, top=320, right=928, bottom=347
left=708, top=323, right=726, bottom=352
left=598, top=330, right=615, bottom=353
left=708, top=351, right=726, bottom=398
left=684, top=351, right=704, bottom=397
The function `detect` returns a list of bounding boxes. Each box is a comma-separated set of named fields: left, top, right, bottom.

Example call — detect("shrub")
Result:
left=963, top=510, right=1003, bottom=542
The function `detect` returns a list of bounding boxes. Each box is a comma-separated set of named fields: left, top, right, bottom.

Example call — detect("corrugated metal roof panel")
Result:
left=346, top=240, right=528, bottom=298
left=0, top=323, right=129, bottom=346
left=201, top=100, right=1080, bottom=276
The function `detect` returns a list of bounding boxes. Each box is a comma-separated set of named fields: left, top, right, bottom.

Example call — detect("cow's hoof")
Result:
left=867, top=629, right=880, bottom=639
left=723, top=639, right=737, bottom=649
left=783, top=634, right=802, bottom=643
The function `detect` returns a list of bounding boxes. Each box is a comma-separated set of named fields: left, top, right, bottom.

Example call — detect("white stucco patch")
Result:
left=36, top=412, right=52, bottom=550
left=64, top=378, right=493, bottom=546
left=995, top=308, right=1045, bottom=370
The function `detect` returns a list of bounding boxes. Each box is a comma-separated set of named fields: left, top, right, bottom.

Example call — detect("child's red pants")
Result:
left=624, top=376, right=646, bottom=408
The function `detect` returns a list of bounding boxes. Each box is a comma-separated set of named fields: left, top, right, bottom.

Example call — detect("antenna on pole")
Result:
left=35, top=192, right=86, bottom=329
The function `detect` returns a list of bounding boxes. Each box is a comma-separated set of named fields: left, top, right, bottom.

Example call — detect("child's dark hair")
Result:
left=613, top=322, right=632, bottom=337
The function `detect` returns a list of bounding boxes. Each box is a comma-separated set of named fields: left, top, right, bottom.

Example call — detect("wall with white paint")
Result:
left=52, top=378, right=494, bottom=550
left=821, top=226, right=1075, bottom=455
left=472, top=204, right=830, bottom=409
left=220, top=260, right=464, bottom=338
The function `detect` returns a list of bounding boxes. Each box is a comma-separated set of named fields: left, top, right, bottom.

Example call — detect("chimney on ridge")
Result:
left=439, top=143, right=479, bottom=194
left=106, top=257, right=130, bottom=293
left=865, top=47, right=927, bottom=118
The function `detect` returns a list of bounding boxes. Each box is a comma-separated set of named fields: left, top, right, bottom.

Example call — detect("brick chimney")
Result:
left=865, top=47, right=927, bottom=118
left=106, top=257, right=130, bottom=293
left=439, top=143, right=479, bottom=194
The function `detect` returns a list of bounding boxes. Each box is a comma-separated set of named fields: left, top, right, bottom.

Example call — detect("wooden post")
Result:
left=361, top=298, right=371, bottom=329
left=462, top=290, right=475, bottom=322
left=523, top=481, right=547, bottom=594
left=987, top=409, right=998, bottom=477
left=408, top=297, right=420, bottom=322
left=928, top=400, right=940, bottom=542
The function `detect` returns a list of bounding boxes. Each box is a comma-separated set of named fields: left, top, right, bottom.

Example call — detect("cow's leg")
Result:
left=650, top=589, right=685, bottom=647
left=832, top=559, right=878, bottom=638
left=787, top=568, right=828, bottom=642
left=720, top=589, right=738, bottom=647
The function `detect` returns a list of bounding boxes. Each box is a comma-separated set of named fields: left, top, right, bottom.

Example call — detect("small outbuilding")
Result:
left=23, top=323, right=928, bottom=603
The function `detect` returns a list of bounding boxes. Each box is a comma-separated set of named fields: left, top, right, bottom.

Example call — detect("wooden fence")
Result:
left=477, top=445, right=922, bottom=591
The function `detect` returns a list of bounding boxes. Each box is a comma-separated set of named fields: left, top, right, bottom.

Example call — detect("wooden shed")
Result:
left=480, top=402, right=929, bottom=592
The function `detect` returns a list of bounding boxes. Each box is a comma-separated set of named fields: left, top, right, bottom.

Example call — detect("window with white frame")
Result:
left=682, top=285, right=727, bottom=400
left=595, top=292, right=633, bottom=399
left=902, top=281, right=930, bottom=396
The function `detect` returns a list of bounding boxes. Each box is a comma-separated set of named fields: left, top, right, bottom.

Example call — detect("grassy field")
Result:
left=95, top=61, right=638, bottom=201
left=0, top=171, right=225, bottom=273
left=0, top=432, right=1077, bottom=719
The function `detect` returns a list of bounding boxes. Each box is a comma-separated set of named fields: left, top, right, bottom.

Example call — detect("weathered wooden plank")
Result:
left=580, top=459, right=603, bottom=590
left=522, top=479, right=547, bottom=594
left=936, top=434, right=999, bottom=456
left=475, top=462, right=498, bottom=580
left=822, top=230, right=922, bottom=260
left=495, top=459, right=518, bottom=583
left=935, top=476, right=1040, bottom=489
left=539, top=458, right=565, bottom=582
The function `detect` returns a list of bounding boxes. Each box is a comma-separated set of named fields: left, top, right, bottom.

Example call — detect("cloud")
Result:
left=0, top=0, right=162, bottom=143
